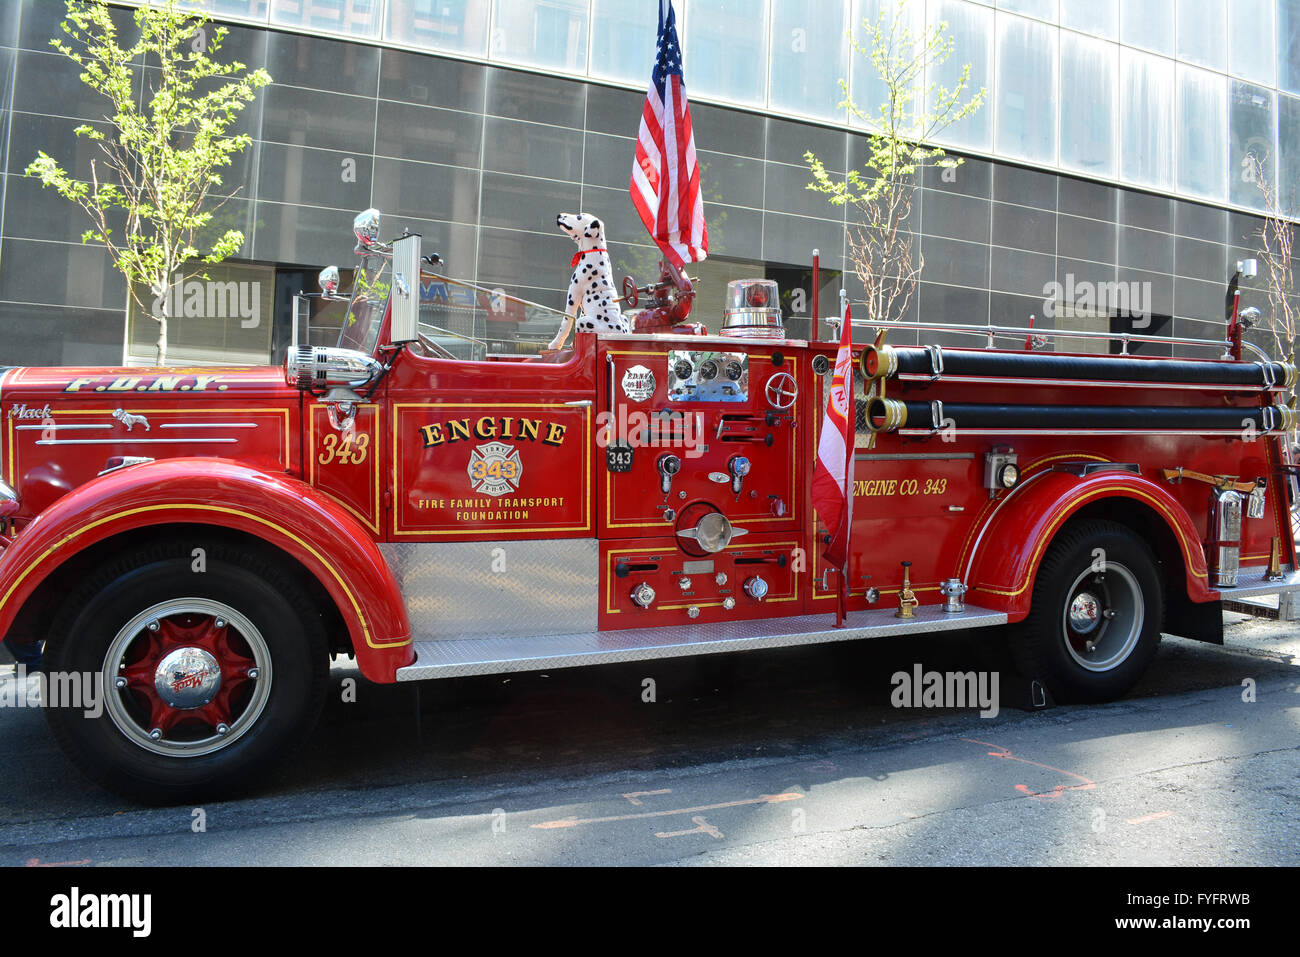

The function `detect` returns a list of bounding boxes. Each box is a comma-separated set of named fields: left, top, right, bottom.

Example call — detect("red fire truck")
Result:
left=1, top=209, right=1297, bottom=802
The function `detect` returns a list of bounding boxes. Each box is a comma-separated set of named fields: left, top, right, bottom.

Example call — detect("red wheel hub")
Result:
left=116, top=614, right=257, bottom=737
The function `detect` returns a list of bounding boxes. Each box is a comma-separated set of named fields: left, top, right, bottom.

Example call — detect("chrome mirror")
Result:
left=318, top=265, right=340, bottom=298
left=354, top=208, right=382, bottom=249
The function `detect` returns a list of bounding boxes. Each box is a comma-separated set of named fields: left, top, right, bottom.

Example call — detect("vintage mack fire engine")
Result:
left=1, top=209, right=1297, bottom=802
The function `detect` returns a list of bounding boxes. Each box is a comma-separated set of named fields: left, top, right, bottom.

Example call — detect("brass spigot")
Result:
left=1266, top=536, right=1284, bottom=582
left=895, top=561, right=919, bottom=619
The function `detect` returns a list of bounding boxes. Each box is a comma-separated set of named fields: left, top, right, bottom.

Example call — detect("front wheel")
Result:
left=1008, top=520, right=1163, bottom=703
left=44, top=541, right=328, bottom=804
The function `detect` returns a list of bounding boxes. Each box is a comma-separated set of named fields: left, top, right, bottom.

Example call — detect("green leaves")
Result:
left=22, top=0, right=270, bottom=363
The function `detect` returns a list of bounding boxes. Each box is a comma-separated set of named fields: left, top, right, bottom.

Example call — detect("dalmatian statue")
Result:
left=548, top=213, right=629, bottom=351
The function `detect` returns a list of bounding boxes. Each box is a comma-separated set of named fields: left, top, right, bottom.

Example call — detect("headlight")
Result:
left=0, top=478, right=19, bottom=518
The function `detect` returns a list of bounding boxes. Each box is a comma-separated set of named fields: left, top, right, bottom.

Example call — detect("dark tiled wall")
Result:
left=0, top=1, right=1285, bottom=367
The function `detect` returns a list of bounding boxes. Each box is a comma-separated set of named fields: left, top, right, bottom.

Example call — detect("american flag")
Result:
left=630, top=0, right=707, bottom=268
left=811, top=300, right=856, bottom=625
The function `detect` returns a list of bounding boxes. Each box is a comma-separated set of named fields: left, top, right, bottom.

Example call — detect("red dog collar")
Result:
left=570, top=248, right=607, bottom=269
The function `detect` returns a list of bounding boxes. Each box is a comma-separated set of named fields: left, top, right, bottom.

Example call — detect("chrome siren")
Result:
left=285, top=345, right=383, bottom=396
left=721, top=279, right=784, bottom=339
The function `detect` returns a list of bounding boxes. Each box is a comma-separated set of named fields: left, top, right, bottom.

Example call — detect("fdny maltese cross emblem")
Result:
left=467, top=442, right=523, bottom=497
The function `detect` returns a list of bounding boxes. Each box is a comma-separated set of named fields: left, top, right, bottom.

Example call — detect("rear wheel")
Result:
left=1008, top=520, right=1163, bottom=703
left=44, top=541, right=328, bottom=804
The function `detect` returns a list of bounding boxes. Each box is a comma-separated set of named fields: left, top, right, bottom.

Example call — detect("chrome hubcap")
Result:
left=154, top=646, right=222, bottom=709
left=1061, top=563, right=1143, bottom=672
left=1068, top=592, right=1101, bottom=634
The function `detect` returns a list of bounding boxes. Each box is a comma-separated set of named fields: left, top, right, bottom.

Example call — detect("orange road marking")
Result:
left=962, top=738, right=1097, bottom=800
left=26, top=858, right=92, bottom=867
left=622, top=788, right=672, bottom=806
left=1126, top=810, right=1173, bottom=825
left=656, top=816, right=724, bottom=840
left=532, top=792, right=803, bottom=829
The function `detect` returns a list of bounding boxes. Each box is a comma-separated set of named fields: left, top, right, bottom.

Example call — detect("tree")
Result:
left=1245, top=154, right=1297, bottom=368
left=806, top=0, right=984, bottom=326
left=25, top=0, right=270, bottom=365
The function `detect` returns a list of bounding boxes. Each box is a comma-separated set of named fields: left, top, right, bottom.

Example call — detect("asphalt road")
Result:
left=0, top=611, right=1296, bottom=866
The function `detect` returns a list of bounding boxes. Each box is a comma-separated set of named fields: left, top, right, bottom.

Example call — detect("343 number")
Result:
left=319, top=432, right=370, bottom=466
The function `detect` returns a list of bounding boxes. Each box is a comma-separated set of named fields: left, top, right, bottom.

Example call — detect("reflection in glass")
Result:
left=1120, top=48, right=1174, bottom=189
left=491, top=0, right=589, bottom=73
left=769, top=0, right=849, bottom=121
left=1229, top=81, right=1276, bottom=211
left=1060, top=32, right=1117, bottom=177
left=1279, top=0, right=1300, bottom=94
left=1176, top=64, right=1227, bottom=201
left=1120, top=0, right=1173, bottom=55
left=590, top=0, right=660, bottom=84
left=386, top=0, right=490, bottom=57
left=1175, top=0, right=1226, bottom=70
left=1059, top=0, right=1115, bottom=38
left=928, top=0, right=993, bottom=150
left=1226, top=0, right=1275, bottom=87
left=996, top=0, right=1057, bottom=23
left=270, top=0, right=382, bottom=38
left=684, top=0, right=769, bottom=106
left=995, top=13, right=1057, bottom=163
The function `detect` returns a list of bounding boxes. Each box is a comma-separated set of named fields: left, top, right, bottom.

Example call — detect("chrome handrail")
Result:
left=824, top=315, right=1274, bottom=363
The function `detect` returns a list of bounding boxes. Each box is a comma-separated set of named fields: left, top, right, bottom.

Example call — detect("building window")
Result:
left=1120, top=48, right=1175, bottom=190
left=927, top=0, right=994, bottom=152
left=127, top=263, right=276, bottom=367
left=490, top=0, right=588, bottom=73
left=1176, top=63, right=1227, bottom=202
left=684, top=0, right=769, bottom=107
left=1060, top=31, right=1117, bottom=178
left=385, top=0, right=491, bottom=56
left=995, top=12, right=1058, bottom=164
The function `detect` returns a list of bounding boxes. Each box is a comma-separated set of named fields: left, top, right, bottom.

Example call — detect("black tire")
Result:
left=43, top=540, right=328, bottom=804
left=1007, top=519, right=1163, bottom=703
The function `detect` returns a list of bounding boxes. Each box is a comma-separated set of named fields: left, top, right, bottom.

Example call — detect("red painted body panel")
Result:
left=0, top=458, right=412, bottom=683
left=962, top=469, right=1212, bottom=617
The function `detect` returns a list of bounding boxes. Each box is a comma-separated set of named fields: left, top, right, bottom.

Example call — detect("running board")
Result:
left=396, top=605, right=1008, bottom=681
left=1212, top=566, right=1300, bottom=600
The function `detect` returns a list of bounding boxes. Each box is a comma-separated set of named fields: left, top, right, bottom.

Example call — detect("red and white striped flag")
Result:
left=630, top=0, right=707, bottom=268
left=811, top=300, right=856, bottom=624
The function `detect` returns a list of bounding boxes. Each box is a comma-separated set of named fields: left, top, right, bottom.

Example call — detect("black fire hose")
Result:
left=863, top=398, right=1298, bottom=435
left=861, top=345, right=1297, bottom=391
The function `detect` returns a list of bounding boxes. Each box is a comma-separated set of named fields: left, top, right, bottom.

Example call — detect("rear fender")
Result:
left=0, top=458, right=411, bottom=682
left=964, top=469, right=1210, bottom=619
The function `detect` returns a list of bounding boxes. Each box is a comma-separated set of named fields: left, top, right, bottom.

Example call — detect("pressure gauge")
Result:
left=724, top=359, right=744, bottom=381
left=673, top=359, right=693, bottom=380
left=698, top=359, right=719, bottom=381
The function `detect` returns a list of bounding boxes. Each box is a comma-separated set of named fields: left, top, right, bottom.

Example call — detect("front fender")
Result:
left=0, top=458, right=412, bottom=682
left=964, top=469, right=1210, bottom=618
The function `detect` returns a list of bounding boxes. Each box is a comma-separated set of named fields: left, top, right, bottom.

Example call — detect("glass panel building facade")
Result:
left=0, top=0, right=1296, bottom=366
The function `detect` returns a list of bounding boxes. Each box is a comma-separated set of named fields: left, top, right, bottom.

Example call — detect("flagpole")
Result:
left=837, top=288, right=851, bottom=628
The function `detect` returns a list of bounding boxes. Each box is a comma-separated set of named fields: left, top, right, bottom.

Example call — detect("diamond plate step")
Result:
left=396, top=604, right=1008, bottom=680
left=1212, top=566, right=1300, bottom=599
